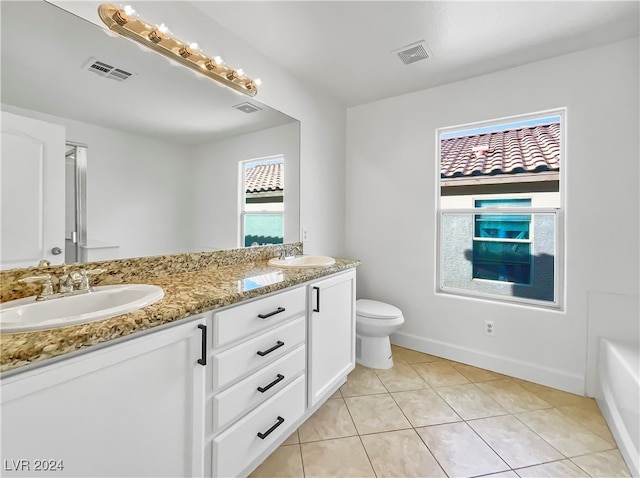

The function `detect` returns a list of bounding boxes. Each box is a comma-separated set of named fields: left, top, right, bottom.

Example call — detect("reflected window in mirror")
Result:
left=241, top=156, right=284, bottom=247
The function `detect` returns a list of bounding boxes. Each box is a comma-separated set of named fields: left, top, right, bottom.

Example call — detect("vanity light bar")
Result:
left=98, top=3, right=260, bottom=97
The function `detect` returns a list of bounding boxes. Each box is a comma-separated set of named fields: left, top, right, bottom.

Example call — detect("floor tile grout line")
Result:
left=297, top=440, right=306, bottom=478
left=355, top=434, right=379, bottom=478
left=411, top=423, right=452, bottom=478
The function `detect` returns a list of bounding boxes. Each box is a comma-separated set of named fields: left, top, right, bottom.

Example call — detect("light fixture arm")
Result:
left=98, top=3, right=259, bottom=97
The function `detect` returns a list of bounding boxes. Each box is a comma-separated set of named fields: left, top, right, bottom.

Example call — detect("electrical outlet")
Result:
left=302, top=228, right=309, bottom=241
left=484, top=320, right=495, bottom=336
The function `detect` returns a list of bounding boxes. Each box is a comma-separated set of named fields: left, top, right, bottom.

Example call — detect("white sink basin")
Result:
left=0, top=284, right=164, bottom=334
left=268, top=255, right=336, bottom=268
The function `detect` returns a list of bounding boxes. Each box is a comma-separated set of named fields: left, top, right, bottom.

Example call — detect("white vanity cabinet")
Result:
left=205, top=286, right=307, bottom=478
left=0, top=316, right=209, bottom=477
left=307, top=269, right=356, bottom=407
left=0, top=267, right=358, bottom=478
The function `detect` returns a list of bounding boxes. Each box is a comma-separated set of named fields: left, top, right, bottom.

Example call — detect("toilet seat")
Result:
left=356, top=299, right=402, bottom=319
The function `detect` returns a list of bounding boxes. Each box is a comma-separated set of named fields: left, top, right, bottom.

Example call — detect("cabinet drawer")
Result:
left=213, top=286, right=305, bottom=347
left=212, top=317, right=305, bottom=390
left=212, top=344, right=305, bottom=431
left=212, top=374, right=305, bottom=478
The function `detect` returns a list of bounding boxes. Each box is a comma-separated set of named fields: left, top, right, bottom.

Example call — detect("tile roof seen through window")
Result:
left=441, top=122, right=560, bottom=179
left=245, top=162, right=283, bottom=193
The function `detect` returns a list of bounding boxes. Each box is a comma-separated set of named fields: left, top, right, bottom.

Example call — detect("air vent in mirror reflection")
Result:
left=82, top=57, right=134, bottom=82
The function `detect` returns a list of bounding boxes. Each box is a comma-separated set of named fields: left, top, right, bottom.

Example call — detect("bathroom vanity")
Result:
left=0, top=245, right=359, bottom=477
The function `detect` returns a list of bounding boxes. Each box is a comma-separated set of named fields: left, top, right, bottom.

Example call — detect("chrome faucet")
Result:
left=19, top=268, right=105, bottom=301
left=18, top=274, right=55, bottom=300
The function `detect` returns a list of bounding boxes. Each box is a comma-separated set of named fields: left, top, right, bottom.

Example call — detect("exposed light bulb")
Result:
left=189, top=42, right=200, bottom=51
left=123, top=5, right=136, bottom=16
left=254, top=78, right=262, bottom=86
left=236, top=68, right=244, bottom=77
left=157, top=23, right=169, bottom=34
left=213, top=56, right=224, bottom=65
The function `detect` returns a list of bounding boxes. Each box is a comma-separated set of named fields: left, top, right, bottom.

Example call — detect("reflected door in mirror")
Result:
left=1, top=111, right=66, bottom=269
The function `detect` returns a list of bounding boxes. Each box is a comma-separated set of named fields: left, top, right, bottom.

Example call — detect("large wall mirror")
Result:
left=0, top=1, right=300, bottom=270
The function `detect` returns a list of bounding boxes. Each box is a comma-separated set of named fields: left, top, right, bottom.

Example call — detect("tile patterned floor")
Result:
left=249, top=345, right=631, bottom=478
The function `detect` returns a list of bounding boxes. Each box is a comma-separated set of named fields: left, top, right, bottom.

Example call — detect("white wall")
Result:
left=2, top=104, right=194, bottom=260
left=192, top=122, right=300, bottom=250
left=346, top=38, right=639, bottom=394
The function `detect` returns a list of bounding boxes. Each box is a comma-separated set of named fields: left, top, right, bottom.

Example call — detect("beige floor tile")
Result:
left=516, top=408, right=614, bottom=457
left=515, top=459, right=590, bottom=477
left=340, top=365, right=387, bottom=397
left=391, top=345, right=442, bottom=364
left=571, top=449, right=631, bottom=477
left=281, top=429, right=299, bottom=446
left=360, top=429, right=446, bottom=478
left=298, top=398, right=357, bottom=443
left=450, top=362, right=506, bottom=382
left=468, top=415, right=564, bottom=468
left=344, top=393, right=412, bottom=435
left=435, top=383, right=508, bottom=420
left=416, top=422, right=509, bottom=478
left=300, top=436, right=375, bottom=478
left=249, top=444, right=304, bottom=478
left=557, top=404, right=616, bottom=446
left=476, top=379, right=552, bottom=413
left=391, top=388, right=461, bottom=427
left=518, top=381, right=594, bottom=408
left=374, top=362, right=429, bottom=392
left=412, top=361, right=470, bottom=388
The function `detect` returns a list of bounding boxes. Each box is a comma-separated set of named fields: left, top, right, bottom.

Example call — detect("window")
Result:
left=241, top=156, right=284, bottom=247
left=473, top=198, right=532, bottom=284
left=437, top=110, right=564, bottom=308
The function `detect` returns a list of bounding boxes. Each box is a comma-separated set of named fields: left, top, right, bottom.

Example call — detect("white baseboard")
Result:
left=391, top=331, right=585, bottom=396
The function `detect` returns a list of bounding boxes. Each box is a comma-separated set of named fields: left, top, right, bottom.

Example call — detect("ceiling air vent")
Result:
left=234, top=102, right=262, bottom=114
left=392, top=40, right=432, bottom=65
left=82, top=57, right=134, bottom=82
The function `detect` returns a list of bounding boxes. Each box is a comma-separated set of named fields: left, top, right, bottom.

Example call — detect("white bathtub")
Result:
left=596, top=338, right=639, bottom=477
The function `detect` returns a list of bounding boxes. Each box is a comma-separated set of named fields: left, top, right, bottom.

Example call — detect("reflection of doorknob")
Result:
left=51, top=247, right=62, bottom=255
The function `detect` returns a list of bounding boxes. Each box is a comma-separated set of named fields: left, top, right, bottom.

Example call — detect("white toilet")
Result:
left=355, top=299, right=405, bottom=369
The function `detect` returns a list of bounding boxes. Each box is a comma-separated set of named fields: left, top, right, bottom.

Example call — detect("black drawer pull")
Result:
left=257, top=340, right=285, bottom=357
left=197, top=324, right=207, bottom=366
left=258, top=307, right=286, bottom=319
left=257, top=416, right=285, bottom=440
left=313, top=286, right=320, bottom=313
left=257, top=374, right=285, bottom=393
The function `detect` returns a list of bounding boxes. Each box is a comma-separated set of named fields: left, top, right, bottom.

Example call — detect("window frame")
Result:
left=435, top=108, right=566, bottom=310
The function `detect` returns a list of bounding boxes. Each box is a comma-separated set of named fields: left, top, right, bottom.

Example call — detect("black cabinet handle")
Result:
left=257, top=340, right=285, bottom=357
left=197, top=324, right=207, bottom=366
left=257, top=416, right=285, bottom=440
left=313, top=286, right=320, bottom=313
left=257, top=374, right=285, bottom=393
left=258, top=307, right=285, bottom=319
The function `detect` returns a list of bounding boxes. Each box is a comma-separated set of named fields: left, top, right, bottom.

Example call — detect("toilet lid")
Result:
left=356, top=299, right=402, bottom=319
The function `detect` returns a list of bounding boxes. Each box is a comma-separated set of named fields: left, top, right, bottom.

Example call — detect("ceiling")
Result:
left=194, top=1, right=640, bottom=107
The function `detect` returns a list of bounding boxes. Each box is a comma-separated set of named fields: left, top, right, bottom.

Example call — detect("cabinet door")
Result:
left=308, top=270, right=356, bottom=407
left=1, top=318, right=207, bottom=477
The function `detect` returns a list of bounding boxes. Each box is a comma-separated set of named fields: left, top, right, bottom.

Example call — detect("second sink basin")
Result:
left=0, top=284, right=164, bottom=334
left=268, top=255, right=336, bottom=268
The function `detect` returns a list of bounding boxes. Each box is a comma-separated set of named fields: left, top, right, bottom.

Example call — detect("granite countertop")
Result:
left=0, top=258, right=360, bottom=375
